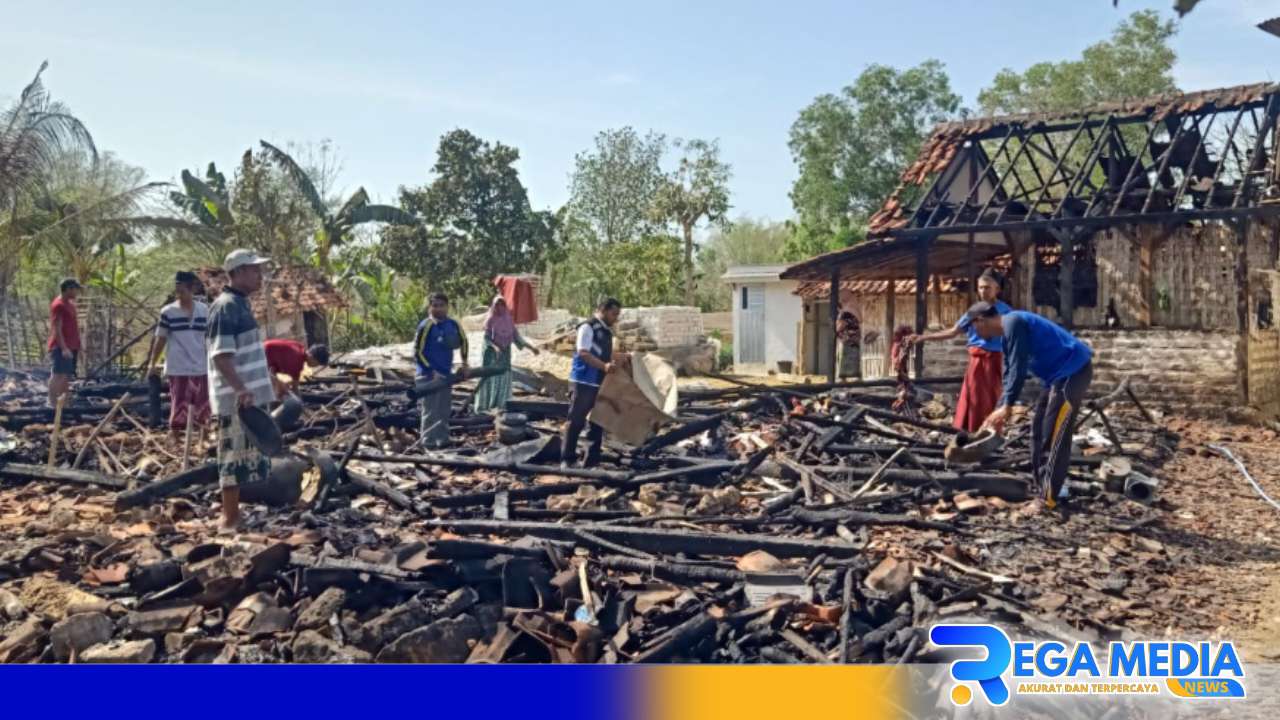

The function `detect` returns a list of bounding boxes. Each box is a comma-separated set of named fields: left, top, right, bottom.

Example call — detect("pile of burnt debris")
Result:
left=0, top=362, right=1181, bottom=665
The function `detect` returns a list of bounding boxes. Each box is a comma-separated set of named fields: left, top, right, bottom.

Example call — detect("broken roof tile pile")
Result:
left=195, top=265, right=347, bottom=317
left=1, top=359, right=1274, bottom=674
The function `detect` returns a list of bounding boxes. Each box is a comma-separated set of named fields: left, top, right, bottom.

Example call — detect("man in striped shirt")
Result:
left=207, top=250, right=276, bottom=530
left=149, top=271, right=211, bottom=440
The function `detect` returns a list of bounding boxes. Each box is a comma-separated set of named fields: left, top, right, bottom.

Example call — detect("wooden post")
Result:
left=48, top=395, right=66, bottom=469
left=71, top=392, right=132, bottom=470
left=914, top=238, right=929, bottom=378
left=1269, top=220, right=1280, bottom=269
left=967, top=232, right=977, bottom=304
left=931, top=274, right=943, bottom=327
left=827, top=270, right=840, bottom=384
left=884, top=278, right=895, bottom=373
left=1235, top=218, right=1251, bottom=404
left=1137, top=227, right=1155, bottom=327
left=1056, top=227, right=1077, bottom=328
left=182, top=409, right=194, bottom=472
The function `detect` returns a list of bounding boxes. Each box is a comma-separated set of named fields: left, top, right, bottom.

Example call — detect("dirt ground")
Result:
left=1159, top=419, right=1280, bottom=662
left=1109, top=417, right=1280, bottom=660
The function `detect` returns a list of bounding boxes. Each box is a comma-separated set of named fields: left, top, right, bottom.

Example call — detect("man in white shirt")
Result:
left=562, top=297, right=629, bottom=467
left=149, top=271, right=211, bottom=441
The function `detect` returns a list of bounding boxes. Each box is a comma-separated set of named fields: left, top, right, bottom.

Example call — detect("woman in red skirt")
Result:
left=908, top=269, right=1011, bottom=432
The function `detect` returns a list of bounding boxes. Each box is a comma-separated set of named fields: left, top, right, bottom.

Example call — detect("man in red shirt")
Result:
left=48, top=278, right=83, bottom=406
left=263, top=339, right=330, bottom=396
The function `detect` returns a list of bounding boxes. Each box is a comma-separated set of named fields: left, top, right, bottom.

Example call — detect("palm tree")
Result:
left=259, top=140, right=417, bottom=270
left=22, top=151, right=219, bottom=283
left=0, top=61, right=96, bottom=295
left=0, top=61, right=96, bottom=211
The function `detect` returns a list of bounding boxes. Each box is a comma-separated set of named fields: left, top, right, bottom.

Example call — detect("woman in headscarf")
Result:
left=474, top=296, right=539, bottom=412
left=835, top=309, right=862, bottom=379
left=908, top=268, right=1011, bottom=432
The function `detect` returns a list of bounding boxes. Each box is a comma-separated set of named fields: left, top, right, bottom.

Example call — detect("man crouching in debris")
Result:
left=207, top=250, right=276, bottom=530
left=562, top=297, right=629, bottom=468
left=412, top=292, right=468, bottom=449
left=967, top=302, right=1093, bottom=509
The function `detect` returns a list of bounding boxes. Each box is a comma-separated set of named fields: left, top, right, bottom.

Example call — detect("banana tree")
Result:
left=259, top=140, right=417, bottom=270
left=168, top=162, right=236, bottom=263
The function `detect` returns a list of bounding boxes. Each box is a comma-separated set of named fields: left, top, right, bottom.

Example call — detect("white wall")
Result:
left=729, top=279, right=802, bottom=374
left=764, top=281, right=802, bottom=371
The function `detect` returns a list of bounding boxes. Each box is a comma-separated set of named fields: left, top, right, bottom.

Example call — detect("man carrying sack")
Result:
left=562, top=297, right=630, bottom=468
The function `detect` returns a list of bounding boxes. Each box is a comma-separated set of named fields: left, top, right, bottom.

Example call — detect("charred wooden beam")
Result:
left=423, top=518, right=861, bottom=559
left=113, top=463, right=218, bottom=509
left=0, top=462, right=130, bottom=490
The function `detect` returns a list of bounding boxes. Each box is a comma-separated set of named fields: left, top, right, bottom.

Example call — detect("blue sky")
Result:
left=3, top=0, right=1279, bottom=222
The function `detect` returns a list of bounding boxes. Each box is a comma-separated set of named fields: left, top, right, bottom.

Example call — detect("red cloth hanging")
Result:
left=954, top=346, right=1003, bottom=433
left=493, top=276, right=538, bottom=324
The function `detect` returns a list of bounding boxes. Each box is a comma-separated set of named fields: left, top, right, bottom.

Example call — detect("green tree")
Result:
left=568, top=127, right=667, bottom=245
left=696, top=217, right=790, bottom=310
left=230, top=148, right=317, bottom=262
left=651, top=138, right=732, bottom=306
left=380, top=129, right=558, bottom=304
left=978, top=10, right=1178, bottom=115
left=554, top=232, right=684, bottom=315
left=259, top=140, right=417, bottom=271
left=788, top=61, right=959, bottom=251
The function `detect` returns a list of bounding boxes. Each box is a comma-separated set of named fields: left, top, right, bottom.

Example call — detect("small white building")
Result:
left=721, top=265, right=804, bottom=375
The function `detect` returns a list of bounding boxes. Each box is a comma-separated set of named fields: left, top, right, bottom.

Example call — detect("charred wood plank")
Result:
left=632, top=612, right=718, bottom=663
left=423, top=519, right=860, bottom=559
left=785, top=507, right=959, bottom=533
left=598, top=555, right=745, bottom=584
left=113, top=463, right=218, bottom=509
left=0, top=462, right=130, bottom=490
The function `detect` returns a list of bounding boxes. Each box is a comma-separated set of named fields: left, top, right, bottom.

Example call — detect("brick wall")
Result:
left=917, top=329, right=1244, bottom=415
left=621, top=306, right=705, bottom=348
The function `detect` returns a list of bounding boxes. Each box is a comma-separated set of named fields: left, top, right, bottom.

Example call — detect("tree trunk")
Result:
left=683, top=221, right=695, bottom=307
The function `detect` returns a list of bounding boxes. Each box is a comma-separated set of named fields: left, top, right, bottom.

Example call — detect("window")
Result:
left=741, top=286, right=749, bottom=310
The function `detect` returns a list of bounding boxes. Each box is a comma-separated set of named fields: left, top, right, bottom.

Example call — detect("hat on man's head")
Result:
left=175, top=270, right=198, bottom=284
left=223, top=249, right=271, bottom=273
left=59, top=278, right=82, bottom=292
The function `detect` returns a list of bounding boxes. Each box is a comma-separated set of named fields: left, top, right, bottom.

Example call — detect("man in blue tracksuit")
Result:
left=562, top=297, right=629, bottom=467
left=413, top=292, right=469, bottom=449
left=966, top=302, right=1093, bottom=508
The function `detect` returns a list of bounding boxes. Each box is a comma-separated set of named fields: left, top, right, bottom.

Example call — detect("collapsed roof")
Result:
left=785, top=82, right=1280, bottom=282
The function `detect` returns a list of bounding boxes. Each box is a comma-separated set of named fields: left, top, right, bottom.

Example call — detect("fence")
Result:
left=1, top=291, right=155, bottom=378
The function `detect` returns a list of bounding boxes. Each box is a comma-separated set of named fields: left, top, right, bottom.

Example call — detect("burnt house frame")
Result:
left=782, top=83, right=1280, bottom=410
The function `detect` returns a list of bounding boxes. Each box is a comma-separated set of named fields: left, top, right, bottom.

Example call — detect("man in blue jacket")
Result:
left=967, top=302, right=1093, bottom=508
left=562, top=297, right=629, bottom=467
left=413, top=292, right=469, bottom=449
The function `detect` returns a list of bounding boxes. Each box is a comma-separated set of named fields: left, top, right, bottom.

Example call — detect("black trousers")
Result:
left=1031, top=361, right=1093, bottom=505
left=563, top=382, right=603, bottom=466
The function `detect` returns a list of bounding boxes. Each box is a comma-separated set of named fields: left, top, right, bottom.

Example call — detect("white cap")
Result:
left=224, top=249, right=271, bottom=273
